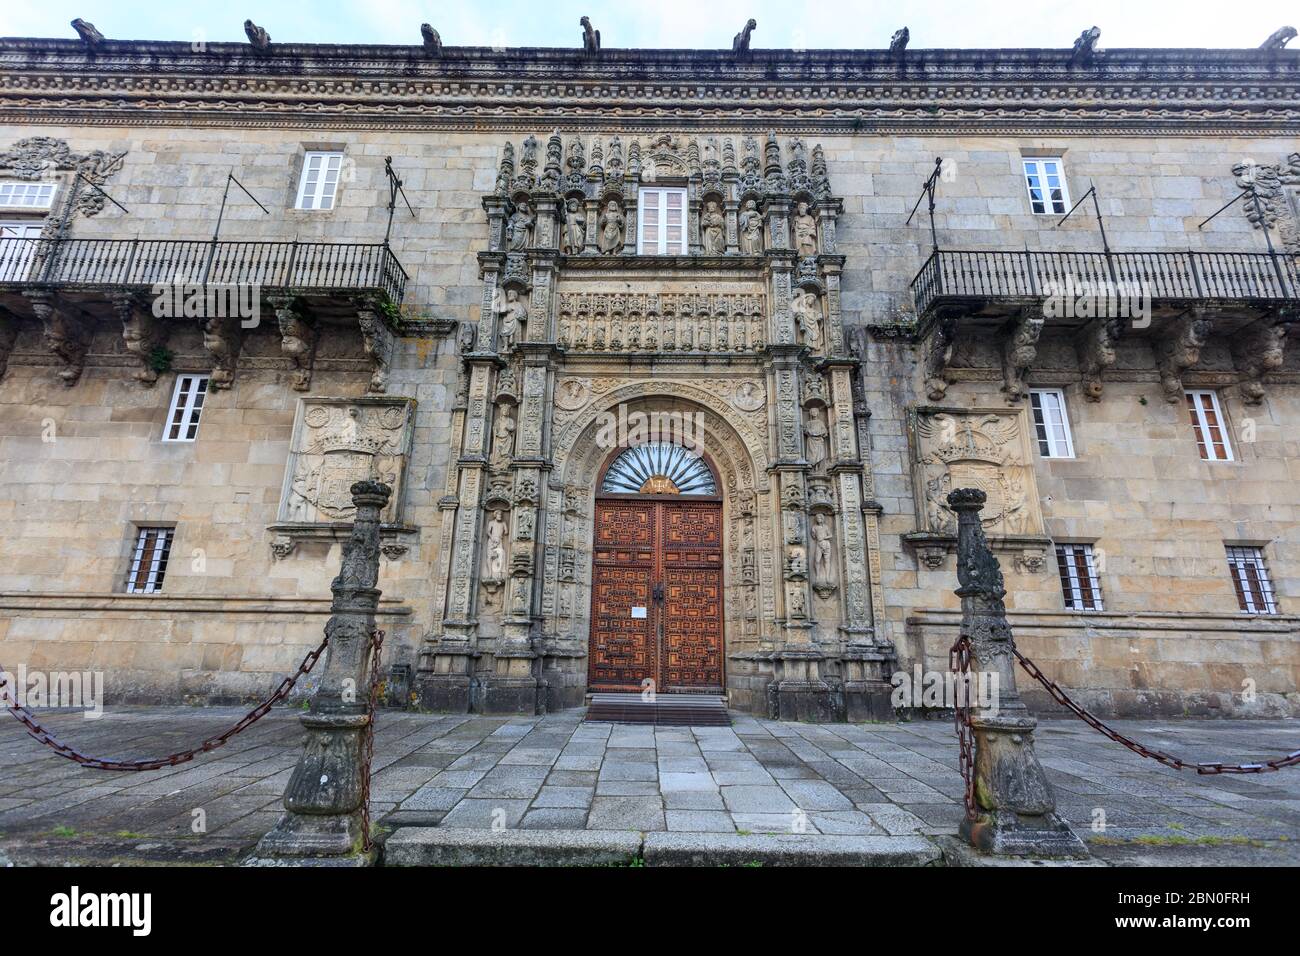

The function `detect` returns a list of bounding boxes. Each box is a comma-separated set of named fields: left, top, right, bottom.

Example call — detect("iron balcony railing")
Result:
left=911, top=249, right=1299, bottom=318
left=0, top=236, right=408, bottom=304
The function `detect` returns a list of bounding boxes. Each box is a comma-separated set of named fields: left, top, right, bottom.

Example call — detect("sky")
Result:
left=0, top=0, right=1285, bottom=51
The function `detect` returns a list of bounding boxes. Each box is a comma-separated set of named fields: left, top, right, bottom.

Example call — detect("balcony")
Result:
left=911, top=248, right=1298, bottom=327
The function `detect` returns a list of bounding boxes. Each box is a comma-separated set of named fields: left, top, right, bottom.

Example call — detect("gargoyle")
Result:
left=1260, top=26, right=1297, bottom=51
left=1069, top=26, right=1101, bottom=66
left=580, top=16, right=600, bottom=55
left=244, top=19, right=271, bottom=53
left=733, top=19, right=757, bottom=54
left=70, top=18, right=104, bottom=51
left=890, top=27, right=910, bottom=54
left=421, top=23, right=442, bottom=55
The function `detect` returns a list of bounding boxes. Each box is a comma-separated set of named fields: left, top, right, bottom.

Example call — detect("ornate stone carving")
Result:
left=597, top=199, right=625, bottom=254
left=0, top=136, right=125, bottom=219
left=1069, top=26, right=1101, bottom=67
left=792, top=289, right=823, bottom=351
left=201, top=314, right=242, bottom=390
left=1231, top=318, right=1291, bottom=405
left=730, top=380, right=765, bottom=412
left=506, top=201, right=535, bottom=251
left=491, top=403, right=517, bottom=467
left=563, top=198, right=586, bottom=254
left=1260, top=26, right=1296, bottom=50
left=580, top=17, right=600, bottom=56
left=810, top=512, right=837, bottom=597
left=556, top=291, right=765, bottom=354
left=1000, top=305, right=1045, bottom=402
left=272, top=297, right=317, bottom=391
left=890, top=27, right=910, bottom=55
left=733, top=19, right=757, bottom=55
left=1232, top=153, right=1300, bottom=254
left=71, top=19, right=105, bottom=51
left=792, top=201, right=818, bottom=257
left=495, top=287, right=527, bottom=351
left=243, top=19, right=271, bottom=53
left=114, top=293, right=166, bottom=387
left=357, top=305, right=394, bottom=393
left=481, top=508, right=509, bottom=595
left=1074, top=316, right=1120, bottom=401
left=923, top=313, right=958, bottom=401
left=738, top=199, right=763, bottom=255
left=25, top=292, right=90, bottom=386
left=701, top=199, right=726, bottom=254
left=278, top=398, right=413, bottom=525
left=803, top=405, right=829, bottom=471
left=555, top=377, right=590, bottom=410
left=420, top=23, right=442, bottom=55
left=1155, top=308, right=1215, bottom=402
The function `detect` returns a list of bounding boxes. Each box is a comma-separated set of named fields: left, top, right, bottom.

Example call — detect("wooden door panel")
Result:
left=588, top=567, right=655, bottom=689
left=661, top=566, right=724, bottom=689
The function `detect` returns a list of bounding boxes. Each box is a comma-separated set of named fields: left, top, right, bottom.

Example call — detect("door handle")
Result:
left=652, top=582, right=665, bottom=603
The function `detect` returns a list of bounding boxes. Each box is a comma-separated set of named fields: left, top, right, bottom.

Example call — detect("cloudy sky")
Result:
left=0, top=0, right=1285, bottom=50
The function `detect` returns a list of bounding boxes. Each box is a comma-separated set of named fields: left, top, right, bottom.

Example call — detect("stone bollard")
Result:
left=252, top=480, right=391, bottom=865
left=947, top=488, right=1087, bottom=858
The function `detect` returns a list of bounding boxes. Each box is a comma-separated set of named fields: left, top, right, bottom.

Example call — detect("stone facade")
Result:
left=0, top=35, right=1296, bottom=718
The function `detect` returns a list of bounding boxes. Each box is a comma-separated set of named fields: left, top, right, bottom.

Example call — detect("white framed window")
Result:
left=1185, top=390, right=1233, bottom=462
left=1029, top=389, right=1075, bottom=458
left=1226, top=546, right=1278, bottom=615
left=295, top=151, right=344, bottom=210
left=1023, top=158, right=1069, bottom=216
left=1056, top=544, right=1104, bottom=611
left=126, top=527, right=175, bottom=594
left=637, top=187, right=687, bottom=255
left=0, top=221, right=44, bottom=282
left=0, top=181, right=57, bottom=211
left=163, top=374, right=209, bottom=442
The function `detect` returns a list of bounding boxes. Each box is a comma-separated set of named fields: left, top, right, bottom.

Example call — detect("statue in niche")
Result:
left=506, top=201, right=534, bottom=251
left=701, top=200, right=726, bottom=254
left=495, top=287, right=527, bottom=351
left=788, top=585, right=807, bottom=618
left=483, top=510, right=508, bottom=581
left=793, top=290, right=822, bottom=349
left=787, top=544, right=808, bottom=579
left=804, top=405, right=829, bottom=470
left=491, top=405, right=516, bottom=466
left=793, top=201, right=818, bottom=257
left=598, top=199, right=625, bottom=254
left=739, top=199, right=763, bottom=254
left=564, top=198, right=586, bottom=254
left=811, top=513, right=835, bottom=588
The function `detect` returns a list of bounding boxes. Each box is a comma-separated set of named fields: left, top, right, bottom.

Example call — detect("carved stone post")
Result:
left=255, top=480, right=390, bottom=864
left=947, top=488, right=1087, bottom=858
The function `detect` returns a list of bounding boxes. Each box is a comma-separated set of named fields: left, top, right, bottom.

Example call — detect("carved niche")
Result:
left=904, top=405, right=1048, bottom=570
left=275, top=397, right=414, bottom=528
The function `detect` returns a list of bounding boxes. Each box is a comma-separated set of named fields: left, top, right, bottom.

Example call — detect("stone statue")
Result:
left=506, top=201, right=534, bottom=251
left=495, top=287, right=527, bottom=351
left=598, top=199, right=625, bottom=254
left=739, top=199, right=763, bottom=254
left=804, top=405, right=829, bottom=469
left=483, top=510, right=508, bottom=580
left=580, top=16, right=600, bottom=54
left=793, top=290, right=822, bottom=349
left=890, top=27, right=910, bottom=54
left=811, top=513, right=835, bottom=587
left=701, top=200, right=726, bottom=254
left=793, top=201, right=818, bottom=257
left=1261, top=26, right=1297, bottom=50
left=1069, top=26, right=1100, bottom=66
left=71, top=18, right=104, bottom=51
left=733, top=19, right=757, bottom=54
left=244, top=19, right=271, bottom=52
left=564, top=198, right=586, bottom=254
left=491, top=405, right=516, bottom=466
left=421, top=23, right=442, bottom=55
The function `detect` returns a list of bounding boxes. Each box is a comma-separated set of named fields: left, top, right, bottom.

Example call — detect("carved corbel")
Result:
left=1074, top=316, right=1120, bottom=402
left=271, top=296, right=317, bottom=392
left=357, top=304, right=395, bottom=394
left=1231, top=317, right=1291, bottom=406
left=0, top=310, right=17, bottom=382
left=113, top=293, right=168, bottom=387
left=922, top=312, right=958, bottom=402
left=26, top=291, right=91, bottom=387
left=270, top=535, right=296, bottom=560
left=1155, top=308, right=1216, bottom=403
left=202, top=314, right=243, bottom=390
left=1000, top=305, right=1045, bottom=403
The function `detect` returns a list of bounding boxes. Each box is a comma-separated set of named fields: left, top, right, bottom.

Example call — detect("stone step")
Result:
left=584, top=693, right=732, bottom=726
left=382, top=827, right=942, bottom=867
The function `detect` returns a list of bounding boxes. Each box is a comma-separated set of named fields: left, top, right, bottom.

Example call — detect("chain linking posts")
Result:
left=946, top=488, right=1088, bottom=858
left=253, top=480, right=391, bottom=865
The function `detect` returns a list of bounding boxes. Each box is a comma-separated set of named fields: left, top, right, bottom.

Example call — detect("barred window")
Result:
left=1023, top=158, right=1069, bottom=216
left=295, top=151, right=343, bottom=210
left=126, top=527, right=174, bottom=594
left=1185, top=390, right=1233, bottom=462
left=1226, top=546, right=1277, bottom=615
left=1029, top=389, right=1075, bottom=458
left=163, top=374, right=208, bottom=442
left=1056, top=543, right=1103, bottom=611
left=637, top=187, right=686, bottom=255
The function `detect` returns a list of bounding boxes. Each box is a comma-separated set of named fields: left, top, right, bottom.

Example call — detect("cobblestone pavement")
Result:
left=1, top=707, right=1297, bottom=865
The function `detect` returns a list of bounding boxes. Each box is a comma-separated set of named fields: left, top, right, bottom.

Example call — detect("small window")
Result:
left=163, top=374, right=209, bottom=442
left=1185, top=390, right=1233, bottom=462
left=1029, top=389, right=1075, bottom=458
left=295, top=151, right=344, bottom=210
left=637, top=187, right=687, bottom=255
left=1023, top=158, right=1069, bottom=216
left=1226, top=547, right=1277, bottom=615
left=1056, top=544, right=1103, bottom=611
left=0, top=181, right=57, bottom=211
left=126, top=527, right=175, bottom=594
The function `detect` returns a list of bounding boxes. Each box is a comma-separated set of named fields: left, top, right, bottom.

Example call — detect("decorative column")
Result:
left=255, top=481, right=390, bottom=864
left=948, top=488, right=1087, bottom=858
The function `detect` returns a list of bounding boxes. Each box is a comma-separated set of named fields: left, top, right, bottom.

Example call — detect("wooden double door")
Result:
left=588, top=497, right=724, bottom=694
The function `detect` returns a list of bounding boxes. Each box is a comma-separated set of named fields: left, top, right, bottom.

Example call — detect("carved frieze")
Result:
left=556, top=291, right=766, bottom=354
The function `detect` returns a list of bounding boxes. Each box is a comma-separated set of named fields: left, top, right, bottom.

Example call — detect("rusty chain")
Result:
left=361, top=627, right=385, bottom=853
left=1013, top=648, right=1300, bottom=775
left=0, top=633, right=330, bottom=771
left=948, top=633, right=977, bottom=819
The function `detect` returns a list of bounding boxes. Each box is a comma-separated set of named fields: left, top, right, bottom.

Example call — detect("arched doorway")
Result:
left=588, top=442, right=725, bottom=695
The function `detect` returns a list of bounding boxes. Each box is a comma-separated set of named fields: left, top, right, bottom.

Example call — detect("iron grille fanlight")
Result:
left=600, top=442, right=716, bottom=495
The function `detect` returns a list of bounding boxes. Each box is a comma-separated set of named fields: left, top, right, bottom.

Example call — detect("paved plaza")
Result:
left=1, top=708, right=1297, bottom=865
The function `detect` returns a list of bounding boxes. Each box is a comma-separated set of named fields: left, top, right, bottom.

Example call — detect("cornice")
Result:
left=0, top=38, right=1297, bottom=135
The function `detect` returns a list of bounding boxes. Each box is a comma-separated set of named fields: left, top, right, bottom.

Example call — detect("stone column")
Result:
left=255, top=481, right=391, bottom=864
left=947, top=488, right=1087, bottom=858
